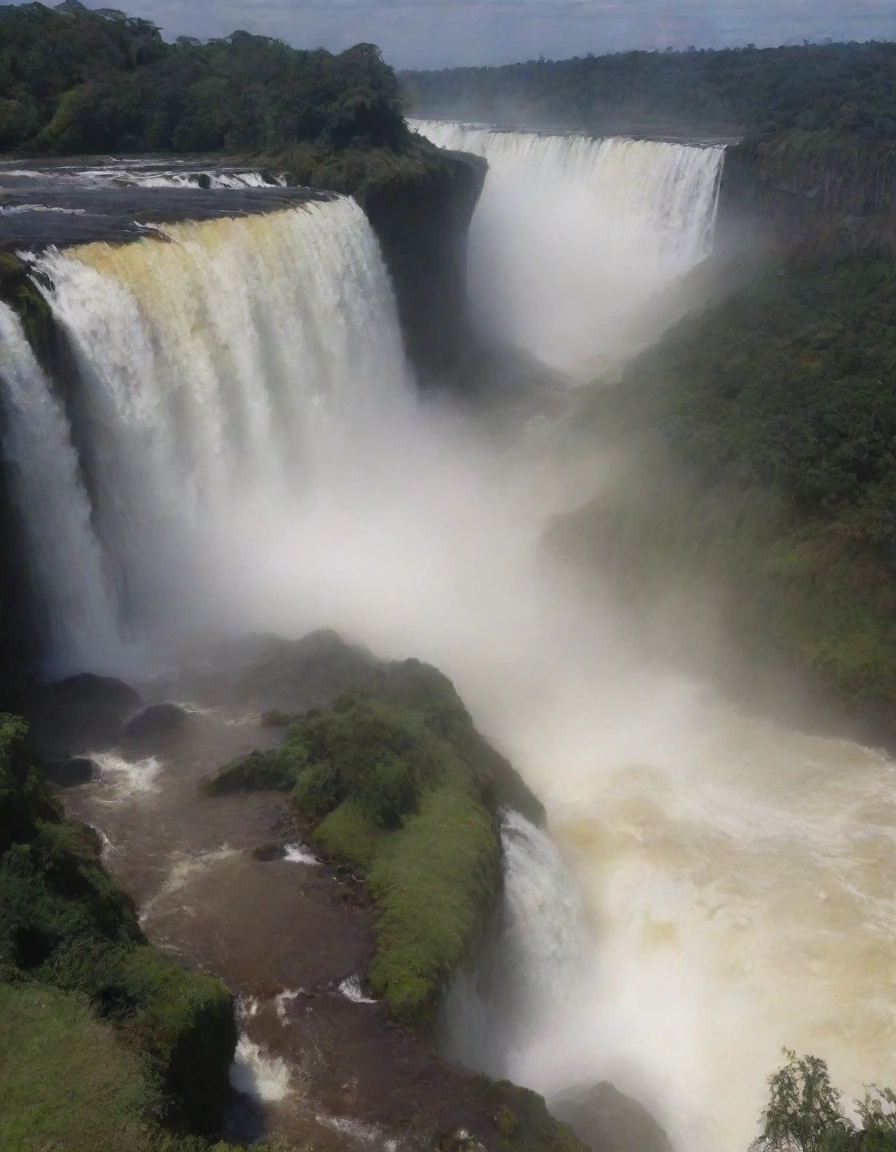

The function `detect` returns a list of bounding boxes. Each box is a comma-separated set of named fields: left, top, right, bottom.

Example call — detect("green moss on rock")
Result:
left=0, top=253, right=54, bottom=358
left=204, top=749, right=291, bottom=795
left=206, top=656, right=544, bottom=1030
left=475, top=1077, right=590, bottom=1152
left=0, top=715, right=236, bottom=1139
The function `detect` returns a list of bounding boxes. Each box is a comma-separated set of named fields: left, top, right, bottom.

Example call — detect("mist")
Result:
left=9, top=137, right=896, bottom=1152
left=66, top=0, right=896, bottom=70
left=413, top=122, right=724, bottom=379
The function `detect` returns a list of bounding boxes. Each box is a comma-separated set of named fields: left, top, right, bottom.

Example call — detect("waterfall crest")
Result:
left=1, top=197, right=412, bottom=669
left=0, top=301, right=125, bottom=673
left=415, top=120, right=725, bottom=377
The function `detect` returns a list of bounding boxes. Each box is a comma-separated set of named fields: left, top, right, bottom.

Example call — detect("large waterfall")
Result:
left=414, top=120, right=725, bottom=376
left=12, top=197, right=413, bottom=669
left=3, top=144, right=895, bottom=1152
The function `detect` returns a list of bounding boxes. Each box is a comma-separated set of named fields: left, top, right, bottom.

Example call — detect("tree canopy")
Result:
left=402, top=40, right=896, bottom=142
left=0, top=1, right=410, bottom=154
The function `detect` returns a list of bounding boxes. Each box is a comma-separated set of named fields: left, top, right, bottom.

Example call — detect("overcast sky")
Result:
left=80, top=0, right=896, bottom=69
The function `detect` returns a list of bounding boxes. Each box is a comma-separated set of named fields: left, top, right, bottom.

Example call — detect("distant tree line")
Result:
left=402, top=40, right=896, bottom=141
left=0, top=0, right=410, bottom=154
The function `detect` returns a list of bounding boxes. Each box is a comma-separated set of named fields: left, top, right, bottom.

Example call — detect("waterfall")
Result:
left=442, top=809, right=590, bottom=1081
left=414, top=120, right=725, bottom=377
left=0, top=301, right=126, bottom=673
left=2, top=196, right=413, bottom=669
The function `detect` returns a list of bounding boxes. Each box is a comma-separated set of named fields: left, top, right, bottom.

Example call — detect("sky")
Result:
left=80, top=0, right=896, bottom=69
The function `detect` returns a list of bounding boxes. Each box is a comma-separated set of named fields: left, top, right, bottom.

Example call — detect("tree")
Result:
left=760, top=1051, right=852, bottom=1152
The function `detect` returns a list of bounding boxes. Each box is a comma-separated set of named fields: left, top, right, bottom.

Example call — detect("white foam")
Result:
left=139, top=845, right=238, bottom=923
left=92, top=751, right=162, bottom=798
left=275, top=989, right=303, bottom=1021
left=317, top=1114, right=385, bottom=1145
left=339, top=975, right=377, bottom=1005
left=229, top=1034, right=291, bottom=1101
left=284, top=843, right=319, bottom=865
left=0, top=203, right=86, bottom=214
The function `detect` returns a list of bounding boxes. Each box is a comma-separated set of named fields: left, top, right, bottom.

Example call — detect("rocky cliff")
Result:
left=718, top=131, right=896, bottom=253
left=275, top=139, right=487, bottom=384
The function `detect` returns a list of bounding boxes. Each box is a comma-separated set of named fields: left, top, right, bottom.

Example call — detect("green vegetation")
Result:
left=560, top=248, right=896, bottom=710
left=0, top=254, right=53, bottom=355
left=206, top=658, right=543, bottom=1030
left=760, top=1051, right=896, bottom=1150
left=0, top=2, right=409, bottom=156
left=0, top=982, right=154, bottom=1152
left=0, top=713, right=237, bottom=1146
left=404, top=40, right=896, bottom=226
left=403, top=40, right=896, bottom=141
left=474, top=1077, right=587, bottom=1152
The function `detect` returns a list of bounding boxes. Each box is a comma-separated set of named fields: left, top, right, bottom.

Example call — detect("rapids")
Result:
left=1, top=154, right=894, bottom=1152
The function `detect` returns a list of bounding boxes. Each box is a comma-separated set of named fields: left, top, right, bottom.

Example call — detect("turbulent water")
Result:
left=414, top=119, right=724, bottom=376
left=2, top=152, right=895, bottom=1152
left=21, top=197, right=412, bottom=667
left=0, top=159, right=286, bottom=190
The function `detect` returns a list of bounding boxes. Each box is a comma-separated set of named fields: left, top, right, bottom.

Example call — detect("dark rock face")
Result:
left=717, top=140, right=896, bottom=253
left=361, top=148, right=487, bottom=384
left=48, top=673, right=140, bottom=712
left=43, top=756, right=94, bottom=787
left=251, top=841, right=287, bottom=861
left=23, top=673, right=141, bottom=756
left=122, top=702, right=190, bottom=741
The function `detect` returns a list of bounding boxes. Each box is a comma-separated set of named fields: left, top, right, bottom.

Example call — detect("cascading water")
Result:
left=0, top=301, right=127, bottom=673
left=3, top=149, right=895, bottom=1152
left=442, top=809, right=590, bottom=1079
left=21, top=197, right=413, bottom=659
left=414, top=119, right=725, bottom=377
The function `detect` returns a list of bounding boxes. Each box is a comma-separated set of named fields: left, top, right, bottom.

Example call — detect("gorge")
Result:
left=2, top=36, right=896, bottom=1152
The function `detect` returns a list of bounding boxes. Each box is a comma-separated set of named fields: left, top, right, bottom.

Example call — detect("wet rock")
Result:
left=123, top=702, right=190, bottom=741
left=252, top=842, right=286, bottom=862
left=43, top=756, right=95, bottom=787
left=46, top=673, right=140, bottom=712
left=25, top=673, right=141, bottom=755
left=551, top=1081, right=673, bottom=1152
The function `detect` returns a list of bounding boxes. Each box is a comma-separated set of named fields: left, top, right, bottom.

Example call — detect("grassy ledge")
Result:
left=206, top=656, right=543, bottom=1031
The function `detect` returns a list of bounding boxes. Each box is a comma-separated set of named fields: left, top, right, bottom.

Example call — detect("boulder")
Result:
left=26, top=674, right=141, bottom=755
left=252, top=842, right=286, bottom=862
left=43, top=757, right=95, bottom=787
left=122, top=703, right=190, bottom=742
left=47, top=673, right=140, bottom=713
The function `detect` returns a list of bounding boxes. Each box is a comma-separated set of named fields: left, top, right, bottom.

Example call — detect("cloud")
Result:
left=78, top=0, right=896, bottom=68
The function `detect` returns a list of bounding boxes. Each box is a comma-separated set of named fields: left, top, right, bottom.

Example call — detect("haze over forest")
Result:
left=13, top=0, right=896, bottom=69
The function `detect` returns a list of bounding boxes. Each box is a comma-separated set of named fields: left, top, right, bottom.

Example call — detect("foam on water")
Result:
left=230, top=1034, right=291, bottom=1102
left=92, top=751, right=163, bottom=799
left=275, top=989, right=303, bottom=1021
left=284, top=844, right=319, bottom=865
left=339, top=976, right=377, bottom=1005
left=139, top=845, right=239, bottom=923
